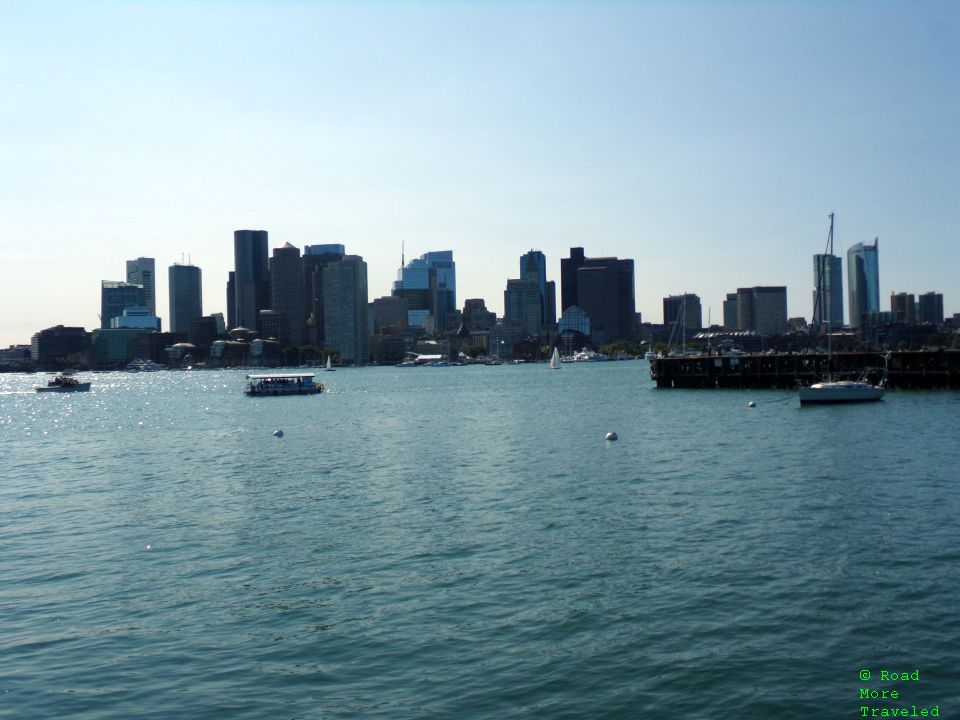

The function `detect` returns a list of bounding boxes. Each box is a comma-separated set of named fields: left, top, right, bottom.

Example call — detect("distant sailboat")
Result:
left=325, top=355, right=336, bottom=372
left=799, top=213, right=885, bottom=405
left=550, top=347, right=561, bottom=369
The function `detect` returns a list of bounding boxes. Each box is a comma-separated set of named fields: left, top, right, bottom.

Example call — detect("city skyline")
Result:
left=2, top=1, right=958, bottom=347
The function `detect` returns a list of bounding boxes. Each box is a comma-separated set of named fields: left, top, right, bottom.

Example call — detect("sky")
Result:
left=1, top=0, right=958, bottom=347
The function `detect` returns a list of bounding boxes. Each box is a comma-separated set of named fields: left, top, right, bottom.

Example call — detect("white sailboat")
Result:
left=549, top=347, right=561, bottom=369
left=799, top=213, right=885, bottom=405
left=325, top=355, right=336, bottom=372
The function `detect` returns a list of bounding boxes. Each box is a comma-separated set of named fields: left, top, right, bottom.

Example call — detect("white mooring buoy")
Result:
left=273, top=430, right=284, bottom=437
left=605, top=431, right=618, bottom=441
left=747, top=401, right=756, bottom=408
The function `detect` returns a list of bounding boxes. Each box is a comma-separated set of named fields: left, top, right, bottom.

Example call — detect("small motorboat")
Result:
left=36, top=375, right=91, bottom=392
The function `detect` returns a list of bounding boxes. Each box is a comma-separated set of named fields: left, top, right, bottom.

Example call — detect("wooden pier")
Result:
left=650, top=350, right=960, bottom=390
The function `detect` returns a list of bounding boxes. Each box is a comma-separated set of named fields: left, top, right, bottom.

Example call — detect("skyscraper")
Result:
left=100, top=281, right=146, bottom=328
left=734, top=286, right=788, bottom=335
left=303, top=244, right=346, bottom=345
left=393, top=250, right=456, bottom=331
left=126, top=257, right=156, bottom=315
left=323, top=255, right=368, bottom=364
left=561, top=248, right=636, bottom=342
left=270, top=243, right=305, bottom=347
left=812, top=253, right=843, bottom=329
left=847, top=238, right=880, bottom=329
left=918, top=292, right=944, bottom=325
left=663, top=293, right=702, bottom=343
left=233, top=229, right=270, bottom=330
left=168, top=263, right=203, bottom=335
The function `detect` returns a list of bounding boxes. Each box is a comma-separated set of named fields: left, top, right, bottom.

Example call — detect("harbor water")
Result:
left=2, top=364, right=958, bottom=718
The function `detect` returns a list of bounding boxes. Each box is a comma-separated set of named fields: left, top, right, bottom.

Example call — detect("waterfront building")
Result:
left=557, top=305, right=591, bottom=337
left=110, top=306, right=161, bottom=330
left=890, top=292, right=916, bottom=324
left=812, top=252, right=843, bottom=329
left=579, top=265, right=620, bottom=345
left=847, top=238, right=880, bottom=329
left=226, top=271, right=236, bottom=331
left=126, top=257, right=156, bottom=316
left=169, top=263, right=203, bottom=335
left=462, top=299, right=497, bottom=332
left=392, top=250, right=456, bottom=332
left=663, top=294, right=703, bottom=342
left=30, top=326, right=91, bottom=369
left=303, top=244, right=346, bottom=346
left=323, top=255, right=368, bottom=364
left=269, top=243, right=305, bottom=347
left=233, top=229, right=270, bottom=330
left=101, top=281, right=146, bottom=329
left=918, top=292, right=944, bottom=325
left=91, top=328, right=152, bottom=368
left=560, top=248, right=635, bottom=341
left=734, top=286, right=788, bottom=335
left=370, top=295, right=409, bottom=334
left=722, top=293, right=738, bottom=330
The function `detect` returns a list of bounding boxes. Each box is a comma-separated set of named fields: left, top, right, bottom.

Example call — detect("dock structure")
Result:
left=650, top=350, right=960, bottom=390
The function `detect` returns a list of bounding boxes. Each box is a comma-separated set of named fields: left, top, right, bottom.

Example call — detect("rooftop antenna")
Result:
left=401, top=240, right=405, bottom=269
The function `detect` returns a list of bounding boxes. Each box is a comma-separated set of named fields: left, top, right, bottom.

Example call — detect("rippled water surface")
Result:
left=2, top=365, right=958, bottom=718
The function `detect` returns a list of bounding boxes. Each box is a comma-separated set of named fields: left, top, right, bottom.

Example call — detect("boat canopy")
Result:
left=246, top=372, right=317, bottom=379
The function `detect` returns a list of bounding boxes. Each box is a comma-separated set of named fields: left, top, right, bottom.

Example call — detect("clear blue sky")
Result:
left=2, top=1, right=957, bottom=347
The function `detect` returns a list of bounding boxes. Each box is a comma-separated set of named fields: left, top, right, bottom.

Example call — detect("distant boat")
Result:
left=245, top=372, right=323, bottom=396
left=325, top=355, right=336, bottom=372
left=36, top=374, right=91, bottom=392
left=549, top=347, right=561, bottom=369
left=800, top=213, right=885, bottom=405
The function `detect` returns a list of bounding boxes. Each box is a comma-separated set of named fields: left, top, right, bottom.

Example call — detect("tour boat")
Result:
left=245, top=372, right=323, bottom=396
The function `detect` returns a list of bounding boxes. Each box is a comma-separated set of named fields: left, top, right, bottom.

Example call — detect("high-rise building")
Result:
left=126, top=257, right=156, bottom=316
left=169, top=263, right=203, bottom=335
left=813, top=253, right=843, bottom=329
left=463, top=299, right=497, bottom=331
left=323, top=255, right=368, bottom=364
left=918, top=292, right=944, bottom=325
left=578, top=265, right=619, bottom=345
left=303, top=244, right=346, bottom=346
left=663, top=294, right=702, bottom=343
left=226, top=271, right=236, bottom=331
left=560, top=248, right=636, bottom=342
left=560, top=247, right=586, bottom=312
left=847, top=238, right=880, bottom=329
left=734, top=286, right=788, bottom=335
left=233, top=229, right=270, bottom=330
left=890, top=292, right=916, bottom=323
left=722, top=293, right=738, bottom=330
left=101, top=281, right=146, bottom=329
left=392, top=250, right=456, bottom=331
left=270, top=243, right=305, bottom=347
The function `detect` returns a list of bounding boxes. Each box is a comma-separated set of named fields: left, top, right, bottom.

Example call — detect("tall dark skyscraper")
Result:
left=233, top=229, right=270, bottom=330
left=270, top=243, right=305, bottom=347
left=226, top=271, right=236, bottom=331
left=561, top=248, right=636, bottom=342
left=168, top=263, right=203, bottom=335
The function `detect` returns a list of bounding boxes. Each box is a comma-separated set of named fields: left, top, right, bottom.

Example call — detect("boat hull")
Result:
left=36, top=383, right=91, bottom=392
left=798, top=382, right=884, bottom=404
